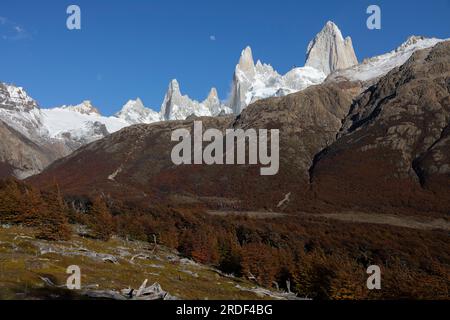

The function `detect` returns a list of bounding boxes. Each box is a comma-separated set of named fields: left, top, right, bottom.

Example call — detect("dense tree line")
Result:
left=0, top=179, right=71, bottom=240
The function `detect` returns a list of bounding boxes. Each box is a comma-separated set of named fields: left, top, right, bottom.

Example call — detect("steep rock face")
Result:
left=228, top=47, right=326, bottom=114
left=0, top=83, right=65, bottom=178
left=414, top=126, right=450, bottom=209
left=0, top=120, right=55, bottom=179
left=202, top=88, right=223, bottom=116
left=0, top=83, right=48, bottom=141
left=161, top=79, right=202, bottom=120
left=160, top=80, right=228, bottom=120
left=311, top=41, right=450, bottom=212
left=305, top=21, right=358, bottom=76
left=229, top=47, right=257, bottom=114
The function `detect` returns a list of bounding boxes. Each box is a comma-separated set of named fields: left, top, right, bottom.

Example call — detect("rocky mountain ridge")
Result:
left=1, top=21, right=448, bottom=179
left=31, top=41, right=450, bottom=215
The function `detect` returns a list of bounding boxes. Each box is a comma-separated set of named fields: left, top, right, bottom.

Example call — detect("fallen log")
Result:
left=84, top=280, right=178, bottom=300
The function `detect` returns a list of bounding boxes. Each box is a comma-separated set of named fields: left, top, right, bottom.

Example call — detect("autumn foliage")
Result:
left=88, top=196, right=115, bottom=241
left=1, top=178, right=448, bottom=299
left=0, top=179, right=71, bottom=240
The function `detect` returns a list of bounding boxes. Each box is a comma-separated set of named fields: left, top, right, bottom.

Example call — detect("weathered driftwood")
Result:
left=84, top=280, right=178, bottom=300
left=247, top=272, right=257, bottom=282
left=135, top=279, right=148, bottom=297
left=84, top=290, right=127, bottom=300
left=14, top=235, right=34, bottom=241
left=38, top=243, right=119, bottom=264
left=150, top=234, right=158, bottom=255
left=39, top=275, right=101, bottom=291
left=130, top=253, right=152, bottom=263
left=180, top=269, right=199, bottom=278
left=102, top=256, right=119, bottom=264
left=235, top=284, right=308, bottom=301
left=129, top=235, right=158, bottom=263
left=39, top=276, right=58, bottom=287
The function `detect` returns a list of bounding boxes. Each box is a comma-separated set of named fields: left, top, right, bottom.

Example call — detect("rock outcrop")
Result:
left=115, top=98, right=161, bottom=124
left=202, top=88, right=222, bottom=116
left=60, top=100, right=101, bottom=116
left=0, top=120, right=55, bottom=179
left=305, top=21, right=358, bottom=76
left=228, top=46, right=326, bottom=114
left=311, top=41, right=450, bottom=212
left=161, top=79, right=228, bottom=120
left=229, top=46, right=257, bottom=114
left=0, top=83, right=47, bottom=141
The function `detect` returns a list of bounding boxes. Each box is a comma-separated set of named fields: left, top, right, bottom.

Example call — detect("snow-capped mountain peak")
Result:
left=227, top=21, right=358, bottom=114
left=305, top=21, right=358, bottom=76
left=61, top=100, right=101, bottom=116
left=5, top=85, right=38, bottom=109
left=228, top=40, right=328, bottom=114
left=237, top=46, right=256, bottom=79
left=328, top=35, right=448, bottom=83
left=202, top=87, right=225, bottom=116
left=115, top=98, right=161, bottom=124
left=120, top=98, right=146, bottom=112
left=393, top=35, right=447, bottom=55
left=0, top=83, right=46, bottom=140
left=1, top=20, right=448, bottom=181
left=207, top=87, right=218, bottom=100
left=160, top=79, right=231, bottom=120
left=168, top=79, right=181, bottom=93
left=161, top=79, right=189, bottom=120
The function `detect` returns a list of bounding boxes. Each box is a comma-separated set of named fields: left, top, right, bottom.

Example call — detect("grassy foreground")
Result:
left=0, top=225, right=287, bottom=300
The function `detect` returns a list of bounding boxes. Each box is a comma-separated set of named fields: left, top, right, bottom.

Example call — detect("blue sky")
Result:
left=0, top=0, right=449, bottom=115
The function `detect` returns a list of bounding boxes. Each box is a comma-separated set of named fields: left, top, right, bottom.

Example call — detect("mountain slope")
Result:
left=311, top=41, right=450, bottom=212
left=0, top=120, right=56, bottom=179
left=30, top=80, right=359, bottom=210
left=30, top=42, right=450, bottom=215
left=0, top=83, right=48, bottom=142
left=42, top=101, right=129, bottom=151
left=327, top=36, right=448, bottom=84
left=1, top=22, right=448, bottom=180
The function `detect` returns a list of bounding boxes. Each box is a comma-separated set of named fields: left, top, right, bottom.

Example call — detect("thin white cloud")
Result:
left=0, top=16, right=30, bottom=40
left=209, top=35, right=216, bottom=41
